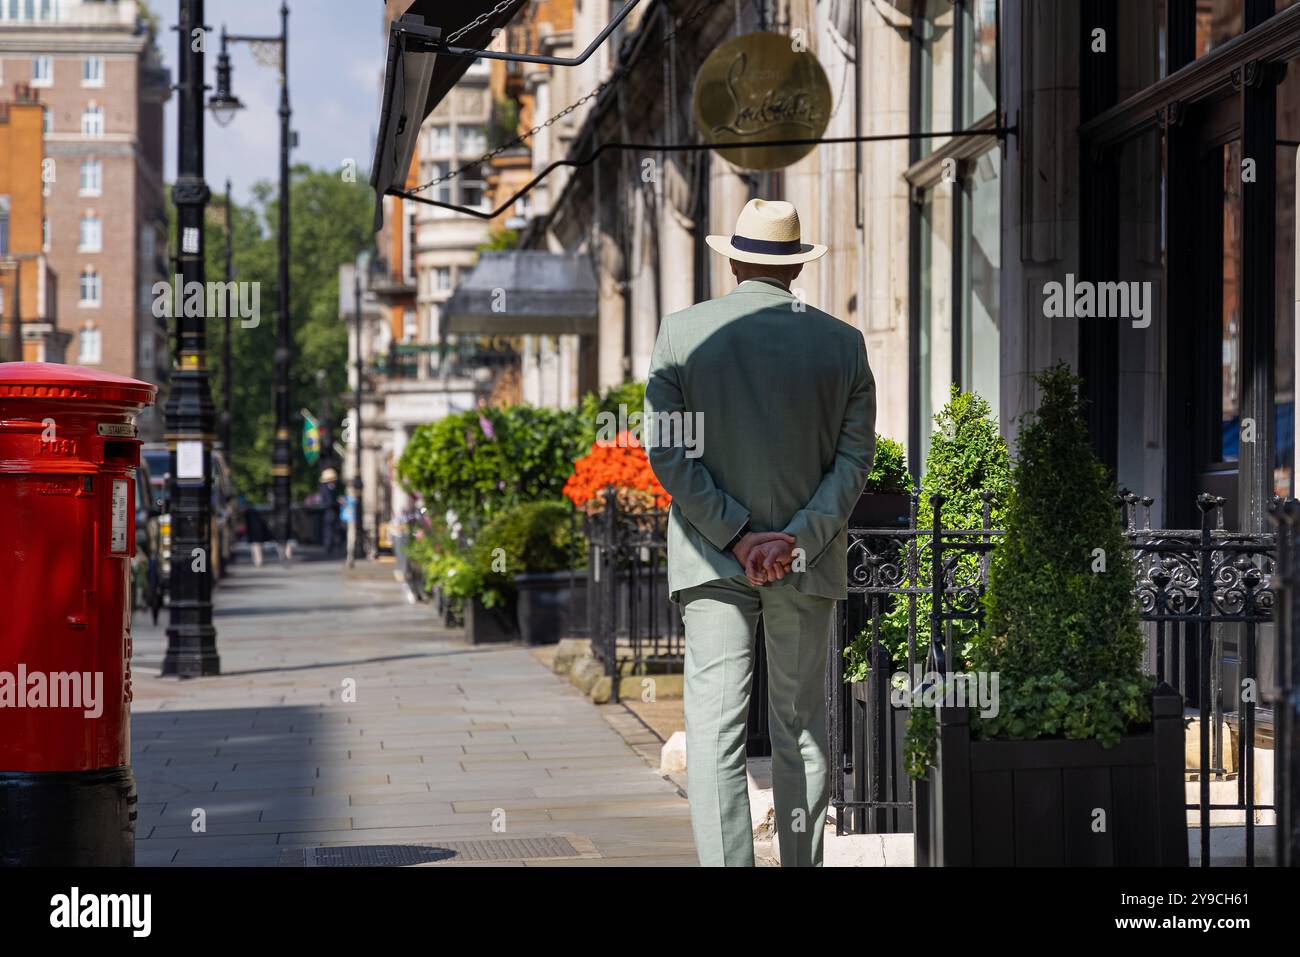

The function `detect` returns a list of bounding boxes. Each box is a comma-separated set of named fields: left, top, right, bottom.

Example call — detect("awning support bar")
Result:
left=394, top=0, right=644, bottom=66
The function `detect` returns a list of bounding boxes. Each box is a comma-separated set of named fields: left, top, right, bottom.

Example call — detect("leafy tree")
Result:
left=186, top=166, right=373, bottom=503
left=477, top=228, right=519, bottom=252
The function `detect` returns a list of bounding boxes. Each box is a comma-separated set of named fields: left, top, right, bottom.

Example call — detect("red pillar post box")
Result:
left=0, top=363, right=157, bottom=866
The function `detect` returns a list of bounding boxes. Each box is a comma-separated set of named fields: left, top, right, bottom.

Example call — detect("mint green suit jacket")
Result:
left=644, top=278, right=877, bottom=602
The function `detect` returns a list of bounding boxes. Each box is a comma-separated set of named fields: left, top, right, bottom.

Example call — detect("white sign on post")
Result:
left=110, top=479, right=129, bottom=553
left=176, top=440, right=204, bottom=480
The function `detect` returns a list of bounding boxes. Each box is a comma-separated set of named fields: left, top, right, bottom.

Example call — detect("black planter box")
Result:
left=463, top=595, right=518, bottom=645
left=918, top=685, right=1187, bottom=866
left=851, top=492, right=910, bottom=529
left=514, top=570, right=586, bottom=645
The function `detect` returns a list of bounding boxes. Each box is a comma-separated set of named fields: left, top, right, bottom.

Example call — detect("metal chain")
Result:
left=409, top=0, right=726, bottom=196
left=446, top=0, right=526, bottom=45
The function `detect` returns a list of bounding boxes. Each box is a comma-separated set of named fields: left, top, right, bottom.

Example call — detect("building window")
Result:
left=79, top=159, right=102, bottom=195
left=82, top=55, right=103, bottom=87
left=458, top=125, right=486, bottom=157
left=79, top=267, right=101, bottom=307
left=908, top=0, right=1001, bottom=469
left=403, top=202, right=417, bottom=284
left=42, top=106, right=51, bottom=134
left=31, top=54, right=52, bottom=86
left=917, top=0, right=955, bottom=159
left=42, top=216, right=49, bottom=252
left=431, top=266, right=452, bottom=293
left=425, top=124, right=452, bottom=156
left=78, top=324, right=101, bottom=364
left=79, top=212, right=102, bottom=252
left=460, top=162, right=487, bottom=209
left=428, top=161, right=452, bottom=204
left=81, top=105, right=104, bottom=137
left=0, top=196, right=9, bottom=256
left=960, top=153, right=1001, bottom=418
left=963, top=0, right=998, bottom=125
left=3, top=1, right=58, bottom=22
left=402, top=309, right=419, bottom=343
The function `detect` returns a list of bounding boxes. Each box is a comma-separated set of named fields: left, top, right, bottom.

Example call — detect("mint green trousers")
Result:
left=679, top=575, right=833, bottom=867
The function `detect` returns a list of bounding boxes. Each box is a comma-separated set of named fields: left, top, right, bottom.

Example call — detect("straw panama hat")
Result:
left=706, top=198, right=828, bottom=265
left=321, top=468, right=338, bottom=483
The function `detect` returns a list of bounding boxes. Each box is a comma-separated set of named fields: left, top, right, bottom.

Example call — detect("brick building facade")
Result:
left=0, top=0, right=170, bottom=433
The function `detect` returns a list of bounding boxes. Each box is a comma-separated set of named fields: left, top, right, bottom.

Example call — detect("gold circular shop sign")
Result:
left=692, top=31, right=832, bottom=172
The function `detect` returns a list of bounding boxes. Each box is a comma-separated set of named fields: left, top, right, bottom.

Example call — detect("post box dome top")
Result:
left=0, top=362, right=157, bottom=406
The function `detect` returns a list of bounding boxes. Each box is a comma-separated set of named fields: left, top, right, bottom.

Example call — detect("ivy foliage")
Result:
left=844, top=387, right=1012, bottom=681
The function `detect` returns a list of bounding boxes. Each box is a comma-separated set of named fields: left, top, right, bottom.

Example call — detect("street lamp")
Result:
left=208, top=46, right=244, bottom=128
left=351, top=250, right=371, bottom=564
left=220, top=178, right=234, bottom=456
left=162, top=0, right=219, bottom=677
left=208, top=3, right=295, bottom=554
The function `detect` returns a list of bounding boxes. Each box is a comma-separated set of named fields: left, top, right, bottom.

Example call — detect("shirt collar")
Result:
left=730, top=277, right=794, bottom=297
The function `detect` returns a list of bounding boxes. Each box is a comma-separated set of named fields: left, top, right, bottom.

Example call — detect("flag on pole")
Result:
left=302, top=410, right=321, bottom=466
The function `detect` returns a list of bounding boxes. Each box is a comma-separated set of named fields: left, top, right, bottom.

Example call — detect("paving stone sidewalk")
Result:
left=128, top=550, right=696, bottom=867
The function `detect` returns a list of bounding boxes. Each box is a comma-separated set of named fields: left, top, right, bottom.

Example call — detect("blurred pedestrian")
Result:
left=320, top=467, right=342, bottom=558
left=244, top=502, right=275, bottom=567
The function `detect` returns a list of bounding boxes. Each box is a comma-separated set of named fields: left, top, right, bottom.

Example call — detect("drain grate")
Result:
left=283, top=837, right=582, bottom=867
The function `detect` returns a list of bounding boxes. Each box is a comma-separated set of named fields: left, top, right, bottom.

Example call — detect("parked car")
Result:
left=132, top=456, right=165, bottom=624
left=141, top=445, right=171, bottom=603
left=210, top=449, right=240, bottom=577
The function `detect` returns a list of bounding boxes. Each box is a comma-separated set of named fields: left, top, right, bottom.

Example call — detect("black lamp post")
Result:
left=220, top=177, right=233, bottom=455
left=352, top=251, right=370, bottom=563
left=162, top=0, right=219, bottom=677
left=209, top=3, right=294, bottom=552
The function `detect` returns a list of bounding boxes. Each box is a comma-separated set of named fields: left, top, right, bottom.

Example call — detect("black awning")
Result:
left=370, top=1, right=526, bottom=231
left=443, top=252, right=598, bottom=336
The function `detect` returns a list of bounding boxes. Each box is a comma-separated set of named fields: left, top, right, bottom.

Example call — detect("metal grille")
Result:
left=285, top=837, right=582, bottom=867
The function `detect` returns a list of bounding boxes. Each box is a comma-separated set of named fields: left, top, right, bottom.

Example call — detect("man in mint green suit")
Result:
left=644, top=199, right=877, bottom=867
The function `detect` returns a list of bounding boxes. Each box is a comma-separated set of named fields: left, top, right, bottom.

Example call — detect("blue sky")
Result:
left=156, top=0, right=387, bottom=204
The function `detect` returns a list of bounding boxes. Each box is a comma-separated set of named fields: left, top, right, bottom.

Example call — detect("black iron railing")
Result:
left=583, top=490, right=683, bottom=703
left=1268, top=499, right=1300, bottom=867
left=834, top=491, right=1287, bottom=867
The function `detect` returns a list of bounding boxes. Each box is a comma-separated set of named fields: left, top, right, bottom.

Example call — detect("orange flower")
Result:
left=565, top=431, right=670, bottom=514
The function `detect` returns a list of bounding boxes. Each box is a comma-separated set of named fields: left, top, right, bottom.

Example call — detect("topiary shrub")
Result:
left=396, top=404, right=586, bottom=540
left=865, top=435, right=910, bottom=495
left=843, top=387, right=1012, bottom=682
left=473, top=501, right=587, bottom=608
left=904, top=364, right=1152, bottom=776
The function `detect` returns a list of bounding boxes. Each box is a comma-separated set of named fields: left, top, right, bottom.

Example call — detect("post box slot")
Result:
left=103, top=440, right=137, bottom=464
